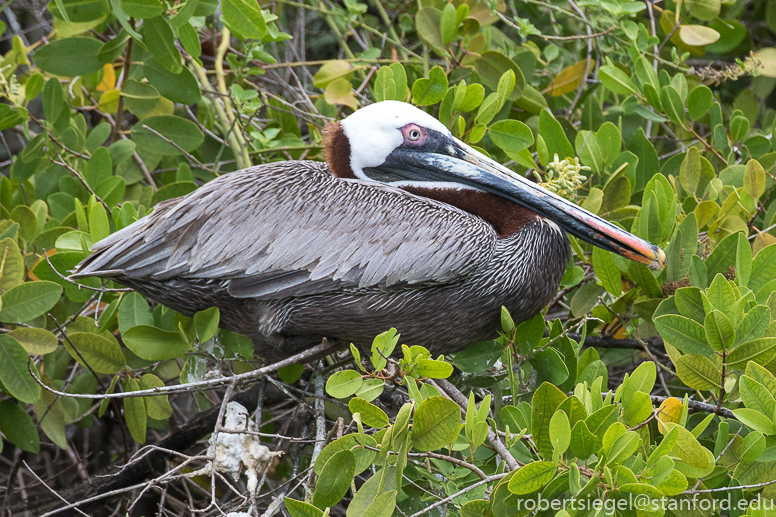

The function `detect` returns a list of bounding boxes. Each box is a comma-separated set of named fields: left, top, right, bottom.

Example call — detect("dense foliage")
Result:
left=1, top=0, right=776, bottom=514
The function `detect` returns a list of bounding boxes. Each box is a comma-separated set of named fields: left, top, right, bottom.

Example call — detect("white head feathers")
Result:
left=340, top=101, right=451, bottom=179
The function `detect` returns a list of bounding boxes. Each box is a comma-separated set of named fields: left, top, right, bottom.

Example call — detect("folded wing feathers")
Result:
left=74, top=161, right=496, bottom=298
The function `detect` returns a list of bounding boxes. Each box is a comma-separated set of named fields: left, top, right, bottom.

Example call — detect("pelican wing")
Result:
left=73, top=162, right=496, bottom=299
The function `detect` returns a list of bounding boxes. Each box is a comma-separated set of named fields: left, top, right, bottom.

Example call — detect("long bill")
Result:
left=399, top=140, right=666, bottom=270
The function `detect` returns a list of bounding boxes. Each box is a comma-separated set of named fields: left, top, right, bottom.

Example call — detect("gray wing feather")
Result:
left=73, top=161, right=496, bottom=299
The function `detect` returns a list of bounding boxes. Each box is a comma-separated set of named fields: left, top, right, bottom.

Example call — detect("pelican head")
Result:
left=325, top=101, right=665, bottom=270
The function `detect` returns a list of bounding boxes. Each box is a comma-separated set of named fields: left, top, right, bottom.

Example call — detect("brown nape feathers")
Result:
left=400, top=186, right=538, bottom=238
left=322, top=122, right=355, bottom=179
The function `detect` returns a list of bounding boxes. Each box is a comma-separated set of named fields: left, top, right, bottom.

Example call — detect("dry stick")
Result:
left=139, top=124, right=216, bottom=174
left=541, top=25, right=615, bottom=40
left=409, top=451, right=487, bottom=480
left=190, top=58, right=246, bottom=170
left=650, top=395, right=735, bottom=419
left=215, top=27, right=251, bottom=169
left=30, top=341, right=339, bottom=400
left=407, top=473, right=509, bottom=517
left=43, top=250, right=131, bottom=293
left=432, top=379, right=519, bottom=470
left=49, top=153, right=111, bottom=213
left=22, top=461, right=89, bottom=517
left=689, top=425, right=742, bottom=492
left=112, top=22, right=134, bottom=144
left=305, top=366, right=326, bottom=500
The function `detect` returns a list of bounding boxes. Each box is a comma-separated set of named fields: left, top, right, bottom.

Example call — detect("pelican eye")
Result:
left=408, top=128, right=421, bottom=141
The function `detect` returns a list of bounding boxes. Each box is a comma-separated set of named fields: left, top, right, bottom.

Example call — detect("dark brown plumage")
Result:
left=72, top=101, right=664, bottom=361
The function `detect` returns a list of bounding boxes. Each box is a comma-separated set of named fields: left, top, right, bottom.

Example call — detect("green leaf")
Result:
left=605, top=427, right=640, bottom=464
left=628, top=262, right=662, bottom=298
left=732, top=408, right=776, bottom=434
left=744, top=159, right=766, bottom=199
left=362, top=491, right=396, bottom=517
left=9, top=327, right=58, bottom=355
left=64, top=332, right=126, bottom=374
left=50, top=0, right=108, bottom=22
left=592, top=248, right=622, bottom=296
left=143, top=57, right=201, bottom=104
left=736, top=305, right=771, bottom=347
left=32, top=38, right=104, bottom=77
left=0, top=238, right=24, bottom=293
left=663, top=423, right=711, bottom=469
left=739, top=376, right=775, bottom=417
left=646, top=426, right=679, bottom=471
left=440, top=2, right=457, bottom=46
left=326, top=370, right=363, bottom=398
left=349, top=397, right=389, bottom=428
left=687, top=0, right=721, bottom=20
left=749, top=244, right=776, bottom=295
left=623, top=391, right=654, bottom=427
left=89, top=200, right=109, bottom=243
left=411, top=396, right=461, bottom=451
left=143, top=16, right=182, bottom=73
left=570, top=420, right=598, bottom=460
left=122, top=325, right=190, bottom=361
left=496, top=70, right=516, bottom=109
left=727, top=337, right=776, bottom=367
left=131, top=115, right=204, bottom=155
left=314, top=434, right=376, bottom=476
left=355, top=378, right=384, bottom=402
left=193, top=306, right=220, bottom=343
left=654, top=314, right=711, bottom=357
left=488, top=119, right=534, bottom=160
left=347, top=467, right=397, bottom=517
left=532, top=347, right=569, bottom=385
left=599, top=65, right=639, bottom=95
left=415, top=358, right=453, bottom=379
left=507, top=461, right=557, bottom=495
left=704, top=310, right=734, bottom=351
left=549, top=410, right=571, bottom=454
left=123, top=378, right=146, bottom=443
left=532, top=382, right=567, bottom=459
left=371, top=328, right=399, bottom=371
left=0, top=281, right=63, bottom=322
left=0, top=335, right=41, bottom=403
left=622, top=362, right=657, bottom=404
left=660, top=85, right=685, bottom=125
left=120, top=0, right=163, bottom=18
left=179, top=21, right=201, bottom=58
left=678, top=25, right=720, bottom=46
left=278, top=364, right=304, bottom=384
left=687, top=86, right=713, bottom=121
left=412, top=66, right=448, bottom=106
left=373, top=66, right=395, bottom=103
left=122, top=79, right=161, bottom=115
left=452, top=341, right=503, bottom=373
left=475, top=51, right=525, bottom=101
left=0, top=400, right=40, bottom=452
left=415, top=7, right=445, bottom=56
left=675, top=354, right=721, bottom=390
left=459, top=84, right=485, bottom=112
left=139, top=373, right=172, bottom=420
left=741, top=431, right=765, bottom=461
left=312, top=450, right=356, bottom=509
left=679, top=147, right=701, bottom=197
left=118, top=292, right=154, bottom=334
left=222, top=0, right=266, bottom=40
left=285, top=499, right=323, bottom=517
left=539, top=109, right=574, bottom=161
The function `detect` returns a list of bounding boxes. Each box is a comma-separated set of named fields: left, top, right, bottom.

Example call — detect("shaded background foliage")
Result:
left=0, top=0, right=775, bottom=515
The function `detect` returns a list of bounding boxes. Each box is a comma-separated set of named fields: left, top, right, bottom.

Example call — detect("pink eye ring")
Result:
left=403, top=124, right=424, bottom=142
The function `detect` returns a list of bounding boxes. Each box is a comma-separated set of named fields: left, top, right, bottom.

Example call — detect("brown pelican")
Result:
left=72, top=101, right=664, bottom=360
